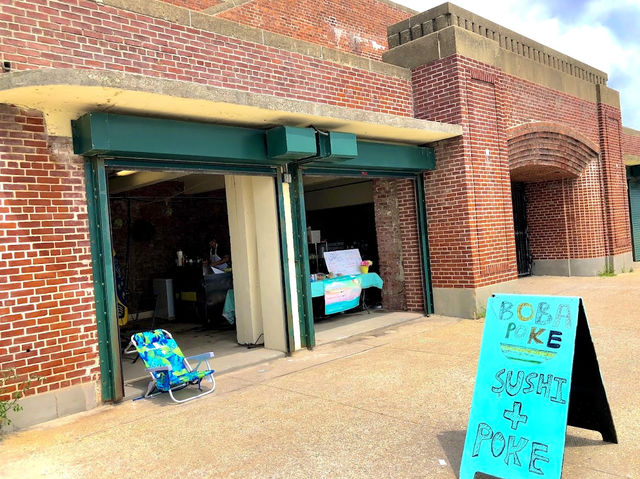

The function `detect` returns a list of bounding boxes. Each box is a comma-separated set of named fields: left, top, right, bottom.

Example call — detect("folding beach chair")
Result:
left=130, top=329, right=216, bottom=403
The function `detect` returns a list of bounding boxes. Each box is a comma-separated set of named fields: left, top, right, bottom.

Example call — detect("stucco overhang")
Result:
left=0, top=69, right=462, bottom=144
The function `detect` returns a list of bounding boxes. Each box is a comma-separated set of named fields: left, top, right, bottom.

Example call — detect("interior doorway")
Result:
left=511, top=182, right=532, bottom=276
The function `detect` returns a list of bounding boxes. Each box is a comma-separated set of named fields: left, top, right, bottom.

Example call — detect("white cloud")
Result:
left=393, top=0, right=640, bottom=130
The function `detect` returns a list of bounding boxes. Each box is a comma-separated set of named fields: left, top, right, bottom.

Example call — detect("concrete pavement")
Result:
left=2, top=273, right=639, bottom=478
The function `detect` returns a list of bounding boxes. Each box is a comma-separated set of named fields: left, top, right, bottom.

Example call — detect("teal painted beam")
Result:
left=95, top=159, right=124, bottom=402
left=72, top=113, right=435, bottom=173
left=72, top=112, right=275, bottom=165
left=316, top=131, right=358, bottom=162
left=266, top=126, right=317, bottom=160
left=304, top=140, right=434, bottom=172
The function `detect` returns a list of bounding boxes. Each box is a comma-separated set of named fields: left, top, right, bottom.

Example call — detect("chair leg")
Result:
left=167, top=374, right=216, bottom=403
left=144, top=380, right=156, bottom=398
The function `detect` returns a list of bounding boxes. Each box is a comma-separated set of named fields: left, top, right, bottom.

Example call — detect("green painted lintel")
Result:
left=73, top=112, right=435, bottom=175
left=72, top=112, right=276, bottom=165
left=306, top=140, right=434, bottom=171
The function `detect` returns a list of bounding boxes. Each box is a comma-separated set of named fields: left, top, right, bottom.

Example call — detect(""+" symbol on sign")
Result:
left=503, top=401, right=528, bottom=430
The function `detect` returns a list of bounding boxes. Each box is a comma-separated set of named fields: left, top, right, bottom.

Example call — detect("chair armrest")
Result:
left=146, top=365, right=171, bottom=373
left=185, top=352, right=214, bottom=362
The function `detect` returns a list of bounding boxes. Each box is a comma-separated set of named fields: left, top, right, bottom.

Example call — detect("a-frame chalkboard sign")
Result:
left=459, top=294, right=616, bottom=479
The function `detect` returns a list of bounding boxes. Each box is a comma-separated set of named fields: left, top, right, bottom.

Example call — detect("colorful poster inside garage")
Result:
left=324, top=276, right=362, bottom=314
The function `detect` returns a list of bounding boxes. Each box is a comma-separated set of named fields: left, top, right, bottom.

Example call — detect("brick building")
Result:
left=0, top=0, right=638, bottom=428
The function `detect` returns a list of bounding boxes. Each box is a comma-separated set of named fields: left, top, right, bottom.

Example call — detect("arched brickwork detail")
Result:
left=507, top=122, right=599, bottom=182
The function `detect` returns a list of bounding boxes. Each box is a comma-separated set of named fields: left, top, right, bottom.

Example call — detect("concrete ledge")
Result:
left=433, top=279, right=519, bottom=319
left=204, top=0, right=253, bottom=16
left=0, top=69, right=462, bottom=142
left=532, top=252, right=633, bottom=276
left=387, top=3, right=607, bottom=85
left=204, top=0, right=417, bottom=16
left=611, top=252, right=634, bottom=274
left=623, top=126, right=640, bottom=137
left=596, top=84, right=621, bottom=110
left=4, top=382, right=97, bottom=432
left=625, top=154, right=640, bottom=166
left=383, top=26, right=604, bottom=104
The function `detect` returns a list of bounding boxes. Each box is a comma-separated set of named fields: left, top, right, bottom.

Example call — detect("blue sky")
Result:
left=395, top=0, right=640, bottom=130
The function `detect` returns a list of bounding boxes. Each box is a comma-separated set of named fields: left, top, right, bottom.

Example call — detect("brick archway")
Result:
left=507, top=122, right=599, bottom=182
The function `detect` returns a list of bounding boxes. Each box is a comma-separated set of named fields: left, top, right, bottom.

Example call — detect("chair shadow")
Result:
left=124, top=376, right=216, bottom=407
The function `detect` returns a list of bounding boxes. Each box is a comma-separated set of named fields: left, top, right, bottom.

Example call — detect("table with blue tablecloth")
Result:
left=311, top=273, right=383, bottom=314
left=222, top=273, right=383, bottom=322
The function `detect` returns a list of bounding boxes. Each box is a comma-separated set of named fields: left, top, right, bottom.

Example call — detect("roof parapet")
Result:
left=386, top=2, right=608, bottom=85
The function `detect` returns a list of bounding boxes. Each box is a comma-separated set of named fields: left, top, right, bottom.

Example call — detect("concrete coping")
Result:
left=0, top=69, right=463, bottom=141
left=387, top=2, right=608, bottom=85
left=205, top=0, right=418, bottom=16
left=623, top=126, right=640, bottom=138
left=99, top=0, right=410, bottom=80
left=625, top=154, right=640, bottom=166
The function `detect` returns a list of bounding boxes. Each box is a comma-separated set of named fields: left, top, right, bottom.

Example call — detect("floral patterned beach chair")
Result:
left=130, top=329, right=216, bottom=403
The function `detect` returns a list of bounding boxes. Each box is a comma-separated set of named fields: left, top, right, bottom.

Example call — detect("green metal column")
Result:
left=629, top=178, right=640, bottom=261
left=275, top=170, right=295, bottom=352
left=288, top=164, right=315, bottom=348
left=85, top=158, right=123, bottom=402
left=415, top=173, right=434, bottom=314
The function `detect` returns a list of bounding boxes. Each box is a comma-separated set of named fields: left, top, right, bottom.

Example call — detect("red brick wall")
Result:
left=525, top=163, right=608, bottom=261
left=161, top=0, right=222, bottom=10
left=623, top=129, right=640, bottom=156
left=598, top=105, right=631, bottom=256
left=415, top=54, right=630, bottom=290
left=414, top=56, right=518, bottom=289
left=0, top=105, right=99, bottom=400
left=414, top=56, right=477, bottom=288
left=373, top=178, right=423, bottom=312
left=0, top=0, right=413, bottom=117
left=216, top=0, right=412, bottom=60
left=525, top=180, right=568, bottom=261
left=504, top=75, right=600, bottom=143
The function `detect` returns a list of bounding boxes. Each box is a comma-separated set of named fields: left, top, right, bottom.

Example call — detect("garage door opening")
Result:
left=107, top=168, right=285, bottom=399
left=302, top=175, right=427, bottom=345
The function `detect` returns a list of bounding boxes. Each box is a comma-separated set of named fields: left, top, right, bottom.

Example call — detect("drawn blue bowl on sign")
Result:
left=500, top=343, right=557, bottom=364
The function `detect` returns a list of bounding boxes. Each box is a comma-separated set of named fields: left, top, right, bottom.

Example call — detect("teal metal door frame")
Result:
left=288, top=164, right=315, bottom=348
left=85, top=157, right=122, bottom=402
left=415, top=172, right=434, bottom=314
left=297, top=169, right=434, bottom=349
left=628, top=176, right=640, bottom=261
